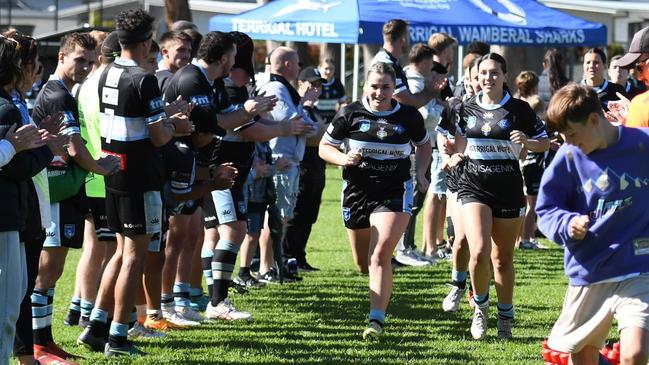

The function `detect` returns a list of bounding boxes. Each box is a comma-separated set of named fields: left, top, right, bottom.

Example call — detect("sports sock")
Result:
left=128, top=308, right=137, bottom=329
left=369, top=309, right=386, bottom=326
left=189, top=287, right=203, bottom=302
left=451, top=270, right=468, bottom=289
left=108, top=322, right=128, bottom=348
left=497, top=303, right=514, bottom=319
left=31, top=288, right=54, bottom=345
left=173, top=282, right=191, bottom=308
left=88, top=308, right=109, bottom=338
left=80, top=299, right=94, bottom=319
left=146, top=309, right=162, bottom=320
left=201, top=246, right=214, bottom=299
left=473, top=292, right=489, bottom=307
left=69, top=296, right=81, bottom=314
left=161, top=294, right=174, bottom=311
left=210, top=239, right=239, bottom=306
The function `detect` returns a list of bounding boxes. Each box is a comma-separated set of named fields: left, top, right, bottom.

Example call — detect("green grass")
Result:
left=44, top=167, right=574, bottom=364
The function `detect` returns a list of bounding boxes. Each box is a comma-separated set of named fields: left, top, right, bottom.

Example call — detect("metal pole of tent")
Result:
left=352, top=44, right=359, bottom=101
left=340, top=43, right=346, bottom=90
left=457, top=45, right=464, bottom=82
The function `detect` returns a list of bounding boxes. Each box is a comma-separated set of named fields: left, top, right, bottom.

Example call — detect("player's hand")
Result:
left=164, top=96, right=190, bottom=116
left=6, top=124, right=45, bottom=153
left=210, top=162, right=238, bottom=190
left=301, top=86, right=320, bottom=106
left=43, top=132, right=70, bottom=156
left=96, top=155, right=121, bottom=176
left=416, top=173, right=430, bottom=193
left=510, top=130, right=528, bottom=147
left=568, top=215, right=590, bottom=240
left=426, top=72, right=447, bottom=95
left=274, top=156, right=292, bottom=172
left=244, top=92, right=277, bottom=116
left=171, top=114, right=194, bottom=136
left=440, top=138, right=455, bottom=155
left=39, top=112, right=65, bottom=134
left=607, top=95, right=630, bottom=125
left=344, top=149, right=362, bottom=166
left=444, top=153, right=465, bottom=171
left=282, top=116, right=313, bottom=136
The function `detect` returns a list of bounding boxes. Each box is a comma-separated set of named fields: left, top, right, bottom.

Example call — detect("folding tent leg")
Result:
left=341, top=43, right=346, bottom=90
left=352, top=44, right=360, bottom=102
left=457, top=45, right=464, bottom=83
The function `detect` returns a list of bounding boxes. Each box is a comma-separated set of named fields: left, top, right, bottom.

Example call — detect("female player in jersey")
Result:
left=456, top=53, right=549, bottom=340
left=319, top=62, right=431, bottom=340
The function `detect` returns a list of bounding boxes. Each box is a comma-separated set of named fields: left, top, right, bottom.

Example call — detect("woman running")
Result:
left=456, top=53, right=549, bottom=340
left=319, top=62, right=431, bottom=340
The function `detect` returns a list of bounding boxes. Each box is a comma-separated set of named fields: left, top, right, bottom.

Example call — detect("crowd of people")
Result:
left=0, top=8, right=648, bottom=365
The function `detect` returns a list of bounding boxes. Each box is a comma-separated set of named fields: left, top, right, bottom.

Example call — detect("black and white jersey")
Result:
left=155, top=69, right=174, bottom=95
left=324, top=98, right=428, bottom=188
left=453, top=93, right=547, bottom=203
left=99, top=57, right=167, bottom=194
left=317, top=77, right=346, bottom=123
left=370, top=49, right=409, bottom=94
left=32, top=75, right=80, bottom=170
left=217, top=80, right=255, bottom=174
left=581, top=79, right=627, bottom=112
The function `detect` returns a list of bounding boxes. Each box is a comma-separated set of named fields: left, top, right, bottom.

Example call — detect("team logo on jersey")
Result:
left=376, top=118, right=389, bottom=139
left=481, top=124, right=492, bottom=136
left=483, top=112, right=494, bottom=119
left=64, top=224, right=75, bottom=239
left=467, top=116, right=477, bottom=129
left=394, top=124, right=405, bottom=135
left=342, top=207, right=351, bottom=222
left=358, top=119, right=371, bottom=132
left=498, top=119, right=510, bottom=129
left=62, top=111, right=75, bottom=124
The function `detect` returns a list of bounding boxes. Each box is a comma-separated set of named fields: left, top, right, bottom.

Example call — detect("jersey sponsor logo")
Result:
left=498, top=119, right=510, bottom=129
left=466, top=139, right=520, bottom=160
left=102, top=87, right=119, bottom=106
left=149, top=97, right=164, bottom=113
left=220, top=209, right=232, bottom=216
left=342, top=207, right=351, bottom=222
left=124, top=223, right=143, bottom=229
left=359, top=120, right=371, bottom=132
left=45, top=230, right=56, bottom=238
left=150, top=217, right=160, bottom=225
left=467, top=116, right=477, bottom=129
left=358, top=161, right=399, bottom=172
left=64, top=224, right=75, bottom=239
left=190, top=95, right=211, bottom=107
left=466, top=162, right=516, bottom=174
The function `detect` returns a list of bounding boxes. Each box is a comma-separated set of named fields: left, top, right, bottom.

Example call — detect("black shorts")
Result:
left=44, top=191, right=88, bottom=249
left=87, top=197, right=116, bottom=242
left=203, top=179, right=247, bottom=229
left=445, top=162, right=465, bottom=194
left=522, top=163, right=544, bottom=196
left=106, top=190, right=163, bottom=237
left=342, top=180, right=413, bottom=230
left=461, top=195, right=525, bottom=219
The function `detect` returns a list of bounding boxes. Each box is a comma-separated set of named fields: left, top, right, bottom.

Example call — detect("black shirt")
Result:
left=155, top=69, right=174, bottom=95
left=98, top=57, right=167, bottom=194
left=581, top=79, right=627, bottom=112
left=318, top=77, right=346, bottom=123
left=324, top=97, right=428, bottom=188
left=451, top=93, right=547, bottom=204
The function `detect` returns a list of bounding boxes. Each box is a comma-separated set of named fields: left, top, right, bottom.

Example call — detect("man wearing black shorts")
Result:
left=77, top=9, right=192, bottom=357
left=30, top=32, right=120, bottom=361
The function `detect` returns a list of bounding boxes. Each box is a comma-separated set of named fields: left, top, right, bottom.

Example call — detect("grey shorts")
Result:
left=429, top=149, right=447, bottom=195
left=273, top=165, right=300, bottom=221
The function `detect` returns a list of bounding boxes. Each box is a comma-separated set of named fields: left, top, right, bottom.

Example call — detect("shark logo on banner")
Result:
left=469, top=0, right=527, bottom=25
left=274, top=0, right=342, bottom=17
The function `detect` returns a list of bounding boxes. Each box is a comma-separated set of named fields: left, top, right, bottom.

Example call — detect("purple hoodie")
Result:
left=536, top=126, right=649, bottom=286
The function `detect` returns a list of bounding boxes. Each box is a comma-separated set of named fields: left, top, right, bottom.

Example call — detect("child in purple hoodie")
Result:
left=536, top=83, right=649, bottom=364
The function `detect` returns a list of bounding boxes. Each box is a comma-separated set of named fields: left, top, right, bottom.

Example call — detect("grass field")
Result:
left=40, top=167, right=583, bottom=365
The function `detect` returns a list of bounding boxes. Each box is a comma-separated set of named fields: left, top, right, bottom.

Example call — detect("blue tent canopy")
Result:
left=209, top=0, right=607, bottom=46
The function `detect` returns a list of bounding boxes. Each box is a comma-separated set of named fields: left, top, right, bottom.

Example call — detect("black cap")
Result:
left=230, top=31, right=255, bottom=78
left=101, top=31, right=121, bottom=59
left=298, top=66, right=326, bottom=82
left=618, top=26, right=649, bottom=69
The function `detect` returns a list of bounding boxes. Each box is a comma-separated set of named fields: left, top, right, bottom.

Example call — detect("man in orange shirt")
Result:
left=611, top=26, right=649, bottom=127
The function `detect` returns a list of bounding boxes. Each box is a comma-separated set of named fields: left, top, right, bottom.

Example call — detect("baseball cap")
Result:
left=230, top=31, right=255, bottom=78
left=298, top=66, right=326, bottom=83
left=617, top=26, right=649, bottom=69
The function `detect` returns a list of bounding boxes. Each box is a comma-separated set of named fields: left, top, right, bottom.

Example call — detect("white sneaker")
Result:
left=127, top=322, right=166, bottom=339
left=395, top=249, right=430, bottom=266
left=176, top=306, right=205, bottom=323
left=442, top=285, right=466, bottom=312
left=162, top=307, right=201, bottom=326
left=471, top=301, right=489, bottom=340
left=205, top=298, right=252, bottom=321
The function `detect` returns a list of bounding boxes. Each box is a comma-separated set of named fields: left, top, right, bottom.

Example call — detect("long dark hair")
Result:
left=543, top=48, right=569, bottom=95
left=477, top=52, right=511, bottom=94
left=0, top=36, right=23, bottom=93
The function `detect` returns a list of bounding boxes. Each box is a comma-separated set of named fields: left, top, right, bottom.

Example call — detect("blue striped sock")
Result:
left=90, top=308, right=108, bottom=323
left=69, top=296, right=81, bottom=312
left=497, top=303, right=514, bottom=319
left=201, top=246, right=214, bottom=298
left=211, top=240, right=239, bottom=305
left=173, top=282, right=191, bottom=308
left=80, top=299, right=94, bottom=318
left=369, top=309, right=386, bottom=325
left=473, top=292, right=489, bottom=307
left=190, top=287, right=203, bottom=300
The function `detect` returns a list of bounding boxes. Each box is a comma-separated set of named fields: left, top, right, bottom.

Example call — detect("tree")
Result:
left=164, top=0, right=192, bottom=29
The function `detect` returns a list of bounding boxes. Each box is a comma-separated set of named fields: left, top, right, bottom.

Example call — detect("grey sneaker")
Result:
left=471, top=301, right=489, bottom=340
left=497, top=317, right=513, bottom=340
left=234, top=275, right=266, bottom=289
left=442, top=285, right=466, bottom=312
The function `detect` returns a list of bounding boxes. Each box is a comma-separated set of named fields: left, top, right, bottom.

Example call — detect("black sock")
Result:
left=452, top=280, right=467, bottom=289
left=108, top=335, right=128, bottom=348
left=238, top=267, right=251, bottom=278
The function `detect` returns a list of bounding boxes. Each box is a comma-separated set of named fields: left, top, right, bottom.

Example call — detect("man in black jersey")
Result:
left=77, top=9, right=193, bottom=357
left=316, top=58, right=346, bottom=123
left=162, top=31, right=278, bottom=321
left=155, top=31, right=192, bottom=94
left=582, top=48, right=627, bottom=112
left=30, top=32, right=121, bottom=361
left=370, top=19, right=445, bottom=108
